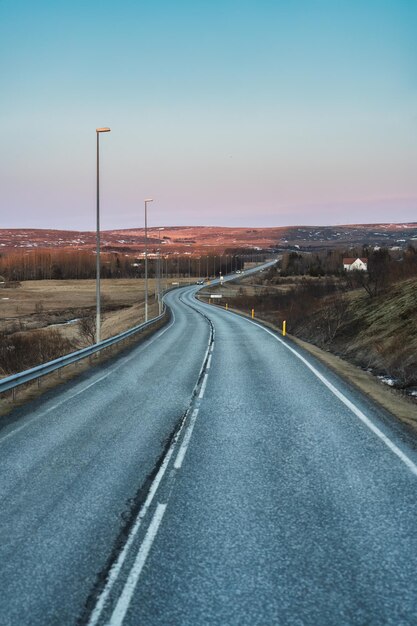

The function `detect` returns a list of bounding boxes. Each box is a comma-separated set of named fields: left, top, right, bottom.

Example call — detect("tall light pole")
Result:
left=144, top=198, right=153, bottom=322
left=157, top=227, right=164, bottom=314
left=95, top=127, right=111, bottom=344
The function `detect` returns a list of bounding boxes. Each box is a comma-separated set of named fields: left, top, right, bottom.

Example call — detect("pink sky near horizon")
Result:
left=1, top=1, right=416, bottom=230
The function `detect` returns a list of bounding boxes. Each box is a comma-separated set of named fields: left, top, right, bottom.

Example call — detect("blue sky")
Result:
left=1, top=0, right=416, bottom=229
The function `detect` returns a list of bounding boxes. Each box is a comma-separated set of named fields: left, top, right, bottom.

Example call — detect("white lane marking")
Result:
left=198, top=341, right=211, bottom=380
left=232, top=313, right=417, bottom=479
left=86, top=420, right=183, bottom=626
left=206, top=354, right=212, bottom=369
left=109, top=503, right=167, bottom=626
left=174, top=409, right=199, bottom=470
left=87, top=304, right=211, bottom=625
left=198, top=374, right=208, bottom=399
left=0, top=311, right=176, bottom=447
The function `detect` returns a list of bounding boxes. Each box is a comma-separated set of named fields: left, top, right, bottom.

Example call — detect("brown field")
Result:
left=0, top=277, right=191, bottom=341
left=199, top=272, right=346, bottom=301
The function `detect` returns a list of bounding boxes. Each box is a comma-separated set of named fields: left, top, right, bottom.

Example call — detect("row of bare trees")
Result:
left=344, top=247, right=417, bottom=297
left=0, top=248, right=254, bottom=281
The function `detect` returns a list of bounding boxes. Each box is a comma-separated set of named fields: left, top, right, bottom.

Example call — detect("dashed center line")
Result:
left=174, top=408, right=200, bottom=470
left=198, top=373, right=209, bottom=399
left=87, top=296, right=213, bottom=626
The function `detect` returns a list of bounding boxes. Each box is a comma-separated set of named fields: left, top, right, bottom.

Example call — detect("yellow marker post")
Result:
left=226, top=303, right=228, bottom=310
left=282, top=320, right=286, bottom=336
left=251, top=308, right=255, bottom=319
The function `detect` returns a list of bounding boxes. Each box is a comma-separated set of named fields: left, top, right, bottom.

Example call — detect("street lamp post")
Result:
left=157, top=227, right=164, bottom=315
left=144, top=198, right=153, bottom=322
left=95, top=127, right=111, bottom=344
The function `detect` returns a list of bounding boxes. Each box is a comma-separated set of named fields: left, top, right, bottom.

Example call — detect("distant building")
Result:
left=343, top=257, right=368, bottom=271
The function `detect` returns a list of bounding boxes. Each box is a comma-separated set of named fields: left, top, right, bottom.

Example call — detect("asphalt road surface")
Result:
left=1, top=276, right=417, bottom=625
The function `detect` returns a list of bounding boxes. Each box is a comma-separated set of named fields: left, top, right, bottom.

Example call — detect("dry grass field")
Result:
left=0, top=277, right=191, bottom=339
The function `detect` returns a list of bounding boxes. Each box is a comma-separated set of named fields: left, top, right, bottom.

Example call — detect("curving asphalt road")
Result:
left=1, top=274, right=417, bottom=625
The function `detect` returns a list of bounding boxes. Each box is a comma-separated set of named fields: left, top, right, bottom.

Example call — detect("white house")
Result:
left=343, top=257, right=368, bottom=271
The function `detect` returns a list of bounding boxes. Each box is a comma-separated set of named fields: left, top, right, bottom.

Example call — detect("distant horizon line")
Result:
left=1, top=221, right=417, bottom=233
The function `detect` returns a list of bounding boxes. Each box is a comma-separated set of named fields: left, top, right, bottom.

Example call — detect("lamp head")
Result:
left=96, top=127, right=111, bottom=133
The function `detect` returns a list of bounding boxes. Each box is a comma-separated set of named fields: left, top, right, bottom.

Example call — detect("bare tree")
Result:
left=347, top=249, right=392, bottom=298
left=321, top=294, right=349, bottom=344
left=78, top=314, right=96, bottom=345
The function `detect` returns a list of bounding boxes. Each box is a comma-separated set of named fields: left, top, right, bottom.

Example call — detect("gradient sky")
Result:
left=1, top=0, right=416, bottom=230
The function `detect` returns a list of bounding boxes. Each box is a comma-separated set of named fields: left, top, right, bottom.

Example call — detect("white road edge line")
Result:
left=198, top=373, right=208, bottom=399
left=108, top=503, right=167, bottom=626
left=0, top=373, right=108, bottom=446
left=0, top=310, right=176, bottom=447
left=206, top=354, right=212, bottom=369
left=174, top=409, right=199, bottom=470
left=240, top=314, right=417, bottom=478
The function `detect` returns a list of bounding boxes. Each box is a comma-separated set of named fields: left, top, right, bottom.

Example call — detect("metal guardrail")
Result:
left=0, top=308, right=168, bottom=394
left=0, top=263, right=276, bottom=396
